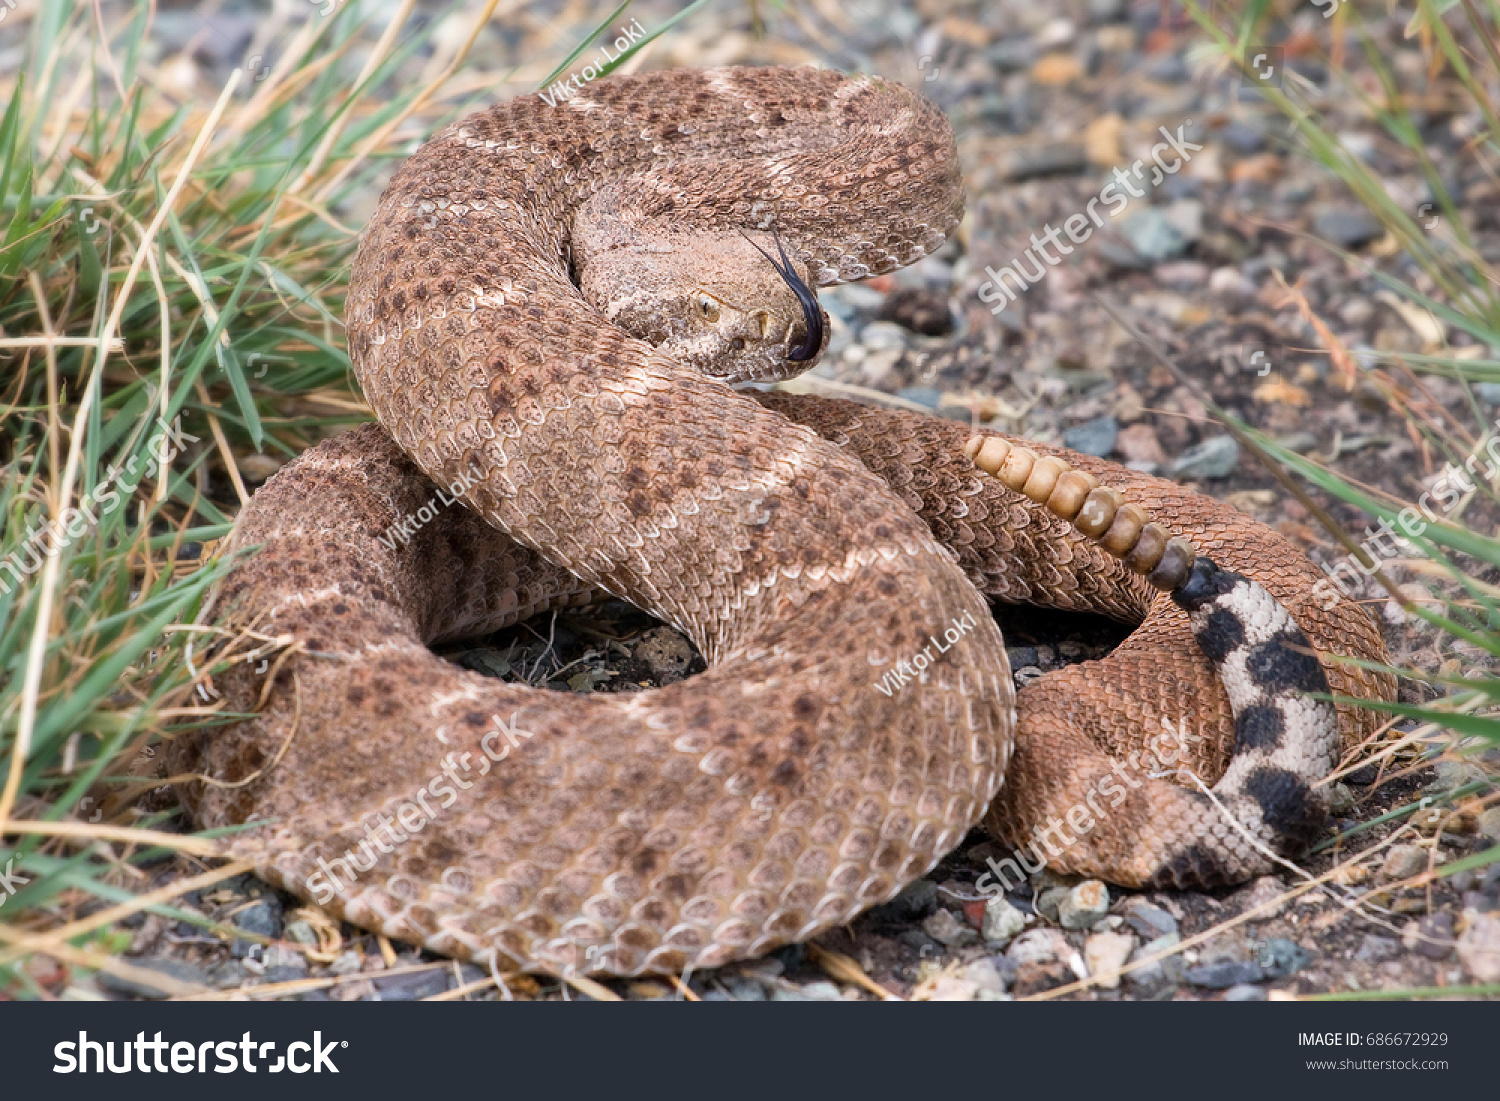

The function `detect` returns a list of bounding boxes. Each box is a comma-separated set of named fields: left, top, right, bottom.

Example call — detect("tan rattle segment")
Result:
left=965, top=435, right=1195, bottom=592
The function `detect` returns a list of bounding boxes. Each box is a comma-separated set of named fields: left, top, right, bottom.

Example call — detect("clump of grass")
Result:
left=1179, top=0, right=1499, bottom=889
left=0, top=0, right=653, bottom=997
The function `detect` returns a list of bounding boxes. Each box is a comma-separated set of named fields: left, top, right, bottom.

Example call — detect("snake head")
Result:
left=576, top=225, right=829, bottom=384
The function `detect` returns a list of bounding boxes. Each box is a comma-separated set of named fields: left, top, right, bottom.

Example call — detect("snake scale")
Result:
left=169, top=67, right=1395, bottom=977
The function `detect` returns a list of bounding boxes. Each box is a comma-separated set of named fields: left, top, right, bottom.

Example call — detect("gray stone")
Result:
left=1170, top=435, right=1240, bottom=479
left=1256, top=938, right=1313, bottom=979
left=859, top=320, right=910, bottom=351
left=211, top=959, right=251, bottom=990
left=1381, top=843, right=1428, bottom=882
left=922, top=907, right=977, bottom=947
left=1476, top=382, right=1500, bottom=406
left=1164, top=199, right=1204, bottom=242
left=1183, top=959, right=1265, bottom=989
left=829, top=283, right=885, bottom=315
left=1004, top=646, right=1039, bottom=671
left=1037, top=886, right=1070, bottom=923
left=1327, top=781, right=1356, bottom=813
left=371, top=969, right=450, bottom=1001
left=895, top=386, right=943, bottom=412
left=988, top=38, right=1037, bottom=73
left=261, top=945, right=308, bottom=977
left=1224, top=983, right=1268, bottom=1001
left=285, top=920, right=321, bottom=947
left=328, top=950, right=364, bottom=975
left=1123, top=900, right=1178, bottom=940
left=1125, top=932, right=1183, bottom=992
left=1406, top=912, right=1455, bottom=961
left=982, top=896, right=1027, bottom=945
left=1003, top=143, right=1089, bottom=181
left=726, top=979, right=767, bottom=1001
left=1355, top=935, right=1400, bottom=963
left=1058, top=880, right=1110, bottom=930
left=1429, top=759, right=1490, bottom=793
left=1312, top=206, right=1384, bottom=249
left=98, top=958, right=211, bottom=999
left=230, top=898, right=282, bottom=958
left=1120, top=208, right=1190, bottom=261
left=1479, top=807, right=1500, bottom=843
left=1220, top=120, right=1267, bottom=154
left=1456, top=911, right=1500, bottom=983
left=1147, top=53, right=1189, bottom=83
left=1063, top=415, right=1119, bottom=458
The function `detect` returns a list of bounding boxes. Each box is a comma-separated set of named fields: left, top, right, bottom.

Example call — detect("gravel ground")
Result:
left=31, top=0, right=1500, bottom=1001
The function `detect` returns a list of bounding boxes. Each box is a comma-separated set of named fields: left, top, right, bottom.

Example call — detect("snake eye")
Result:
left=696, top=295, right=721, bottom=322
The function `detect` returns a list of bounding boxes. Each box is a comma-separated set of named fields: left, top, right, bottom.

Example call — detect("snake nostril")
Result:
left=731, top=337, right=745, bottom=351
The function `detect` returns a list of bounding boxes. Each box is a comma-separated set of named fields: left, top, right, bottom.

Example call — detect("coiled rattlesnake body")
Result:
left=171, top=67, right=1394, bottom=977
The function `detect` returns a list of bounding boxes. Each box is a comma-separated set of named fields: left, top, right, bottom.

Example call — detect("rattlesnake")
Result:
left=170, top=66, right=1395, bottom=977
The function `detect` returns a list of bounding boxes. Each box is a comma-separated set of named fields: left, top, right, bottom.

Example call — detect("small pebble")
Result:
left=1183, top=959, right=1265, bottom=989
left=1062, top=415, right=1118, bottom=458
left=1223, top=983, right=1268, bottom=1001
left=1255, top=938, right=1313, bottom=979
left=1084, top=931, right=1136, bottom=989
left=1381, top=844, right=1428, bottom=882
left=1312, top=205, right=1383, bottom=248
left=1058, top=880, right=1110, bottom=930
left=1123, top=900, right=1178, bottom=940
left=1007, top=929, right=1070, bottom=967
left=1209, top=266, right=1256, bottom=296
left=982, top=896, right=1027, bottom=946
left=230, top=898, right=282, bottom=958
left=1405, top=912, right=1455, bottom=961
left=1456, top=911, right=1500, bottom=983
left=961, top=958, right=1009, bottom=995
left=1169, top=435, right=1240, bottom=479
left=1479, top=807, right=1500, bottom=844
left=1120, top=208, right=1190, bottom=261
left=923, top=908, right=978, bottom=947
left=1354, top=935, right=1400, bottom=963
left=1036, top=886, right=1070, bottom=923
left=858, top=320, right=910, bottom=350
left=1125, top=932, right=1183, bottom=992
